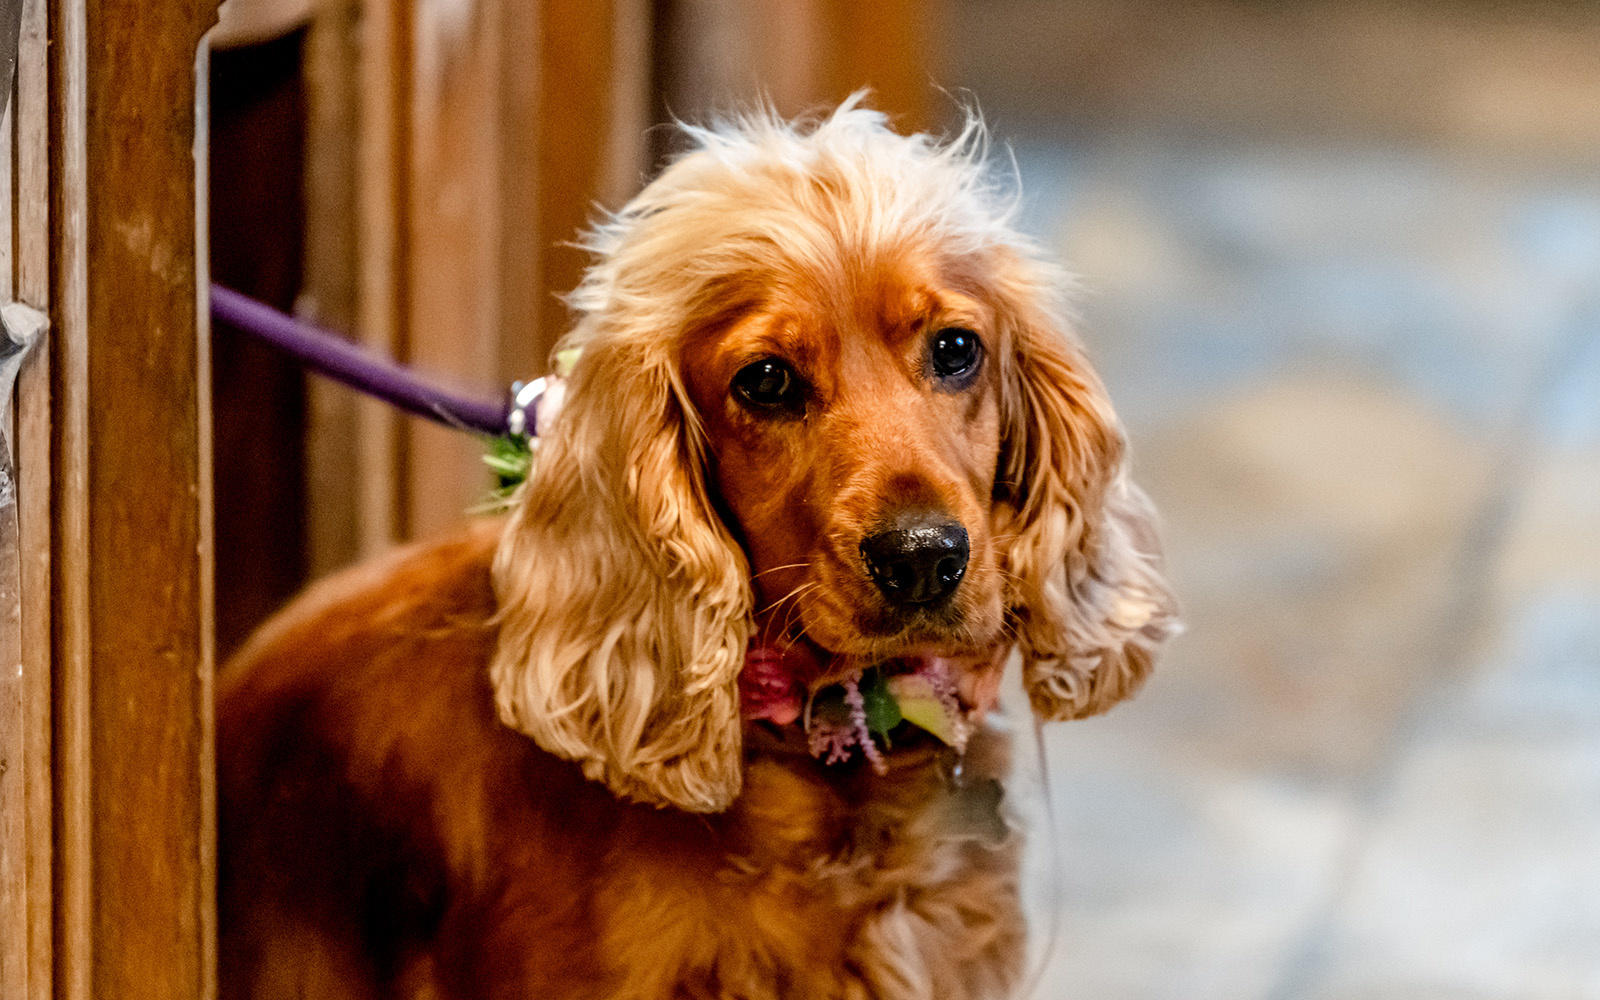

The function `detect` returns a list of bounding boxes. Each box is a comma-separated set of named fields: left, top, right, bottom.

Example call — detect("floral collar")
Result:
left=739, top=641, right=1005, bottom=773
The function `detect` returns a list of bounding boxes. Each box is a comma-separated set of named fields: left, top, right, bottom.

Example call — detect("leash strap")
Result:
left=210, top=284, right=514, bottom=436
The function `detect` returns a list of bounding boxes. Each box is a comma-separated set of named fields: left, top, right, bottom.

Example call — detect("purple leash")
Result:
left=210, top=284, right=516, bottom=436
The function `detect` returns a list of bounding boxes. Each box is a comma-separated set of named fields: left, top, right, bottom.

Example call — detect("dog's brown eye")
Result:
left=930, top=328, right=983, bottom=381
left=732, top=359, right=803, bottom=412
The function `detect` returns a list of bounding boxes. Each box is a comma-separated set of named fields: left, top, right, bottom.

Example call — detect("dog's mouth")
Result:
left=739, top=628, right=1008, bottom=772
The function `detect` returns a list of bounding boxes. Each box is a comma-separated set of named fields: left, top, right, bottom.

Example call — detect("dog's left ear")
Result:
left=490, top=331, right=752, bottom=812
left=993, top=269, right=1179, bottom=721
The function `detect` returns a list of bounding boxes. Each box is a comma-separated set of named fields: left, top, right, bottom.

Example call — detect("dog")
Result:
left=217, top=99, right=1177, bottom=1000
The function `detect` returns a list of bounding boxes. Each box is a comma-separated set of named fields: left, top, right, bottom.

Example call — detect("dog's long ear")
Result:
left=490, top=332, right=752, bottom=812
left=994, top=274, right=1178, bottom=721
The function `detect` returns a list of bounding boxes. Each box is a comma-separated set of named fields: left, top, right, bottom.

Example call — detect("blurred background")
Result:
left=209, top=1, right=1600, bottom=996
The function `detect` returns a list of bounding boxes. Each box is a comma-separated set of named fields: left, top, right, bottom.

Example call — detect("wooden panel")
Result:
left=397, top=0, right=651, bottom=539
left=827, top=0, right=930, bottom=132
left=655, top=0, right=931, bottom=129
left=6, top=1, right=52, bottom=992
left=529, top=0, right=651, bottom=355
left=299, top=0, right=411, bottom=570
left=297, top=0, right=653, bottom=549
left=300, top=0, right=365, bottom=575
left=1, top=446, right=22, bottom=1000
left=2, top=20, right=22, bottom=996
left=533, top=0, right=619, bottom=361
left=353, top=0, right=408, bottom=551
left=15, top=1, right=52, bottom=995
left=50, top=1, right=218, bottom=997
left=402, top=0, right=519, bottom=535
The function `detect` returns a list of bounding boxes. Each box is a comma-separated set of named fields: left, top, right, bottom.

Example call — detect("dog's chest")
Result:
left=587, top=757, right=1024, bottom=1000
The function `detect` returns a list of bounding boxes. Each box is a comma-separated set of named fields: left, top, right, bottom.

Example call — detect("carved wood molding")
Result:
left=34, top=1, right=221, bottom=997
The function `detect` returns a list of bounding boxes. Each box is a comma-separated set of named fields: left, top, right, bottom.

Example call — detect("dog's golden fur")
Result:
left=219, top=101, right=1176, bottom=999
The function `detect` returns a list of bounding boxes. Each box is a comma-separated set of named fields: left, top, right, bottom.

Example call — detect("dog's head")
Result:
left=491, top=101, right=1177, bottom=812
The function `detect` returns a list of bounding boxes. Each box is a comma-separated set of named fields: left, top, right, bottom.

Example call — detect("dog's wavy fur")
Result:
left=219, top=99, right=1176, bottom=999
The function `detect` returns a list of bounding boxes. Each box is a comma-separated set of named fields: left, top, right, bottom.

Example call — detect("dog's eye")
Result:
left=930, top=328, right=983, bottom=381
left=732, top=359, right=803, bottom=412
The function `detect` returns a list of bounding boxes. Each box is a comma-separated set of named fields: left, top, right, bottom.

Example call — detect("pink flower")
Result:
left=800, top=673, right=887, bottom=773
left=840, top=674, right=887, bottom=773
left=807, top=718, right=858, bottom=765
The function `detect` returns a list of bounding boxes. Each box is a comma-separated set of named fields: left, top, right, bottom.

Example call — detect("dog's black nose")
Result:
left=860, top=513, right=969, bottom=607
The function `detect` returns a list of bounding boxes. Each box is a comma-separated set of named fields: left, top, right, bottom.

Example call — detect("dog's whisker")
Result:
left=757, top=579, right=820, bottom=620
left=754, top=581, right=822, bottom=651
left=750, top=561, right=812, bottom=581
left=775, top=590, right=835, bottom=657
left=776, top=585, right=822, bottom=645
left=751, top=565, right=821, bottom=644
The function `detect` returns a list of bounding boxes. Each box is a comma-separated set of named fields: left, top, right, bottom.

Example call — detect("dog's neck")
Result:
left=732, top=720, right=1014, bottom=868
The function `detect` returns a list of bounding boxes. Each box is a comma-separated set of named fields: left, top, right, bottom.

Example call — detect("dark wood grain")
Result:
left=49, top=0, right=219, bottom=996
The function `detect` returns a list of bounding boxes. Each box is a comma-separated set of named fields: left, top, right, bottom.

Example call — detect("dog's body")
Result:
left=219, top=103, right=1175, bottom=999
left=220, top=524, right=1022, bottom=999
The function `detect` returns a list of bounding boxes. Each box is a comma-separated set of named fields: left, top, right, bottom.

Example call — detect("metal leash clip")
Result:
left=505, top=373, right=567, bottom=439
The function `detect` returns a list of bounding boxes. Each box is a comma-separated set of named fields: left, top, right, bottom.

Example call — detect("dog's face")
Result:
left=490, top=103, right=1178, bottom=812
left=681, top=255, right=1005, bottom=675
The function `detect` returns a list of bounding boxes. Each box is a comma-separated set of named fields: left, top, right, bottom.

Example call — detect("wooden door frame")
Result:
left=3, top=0, right=219, bottom=997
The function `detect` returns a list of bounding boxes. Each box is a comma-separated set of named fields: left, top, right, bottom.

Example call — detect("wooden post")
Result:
left=3, top=1, right=54, bottom=997
left=47, top=1, right=219, bottom=997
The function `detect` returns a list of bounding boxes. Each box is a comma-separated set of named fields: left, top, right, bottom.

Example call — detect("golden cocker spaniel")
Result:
left=218, top=100, right=1177, bottom=1000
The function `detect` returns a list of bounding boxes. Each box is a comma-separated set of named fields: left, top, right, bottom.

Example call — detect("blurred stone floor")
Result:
left=1005, top=134, right=1600, bottom=999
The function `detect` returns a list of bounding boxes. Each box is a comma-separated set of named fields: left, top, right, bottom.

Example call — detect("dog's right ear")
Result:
left=490, top=331, right=753, bottom=813
left=990, top=258, right=1179, bottom=722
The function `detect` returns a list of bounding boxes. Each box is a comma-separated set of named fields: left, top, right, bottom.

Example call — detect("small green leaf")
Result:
left=859, top=670, right=902, bottom=736
left=477, top=434, right=535, bottom=512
